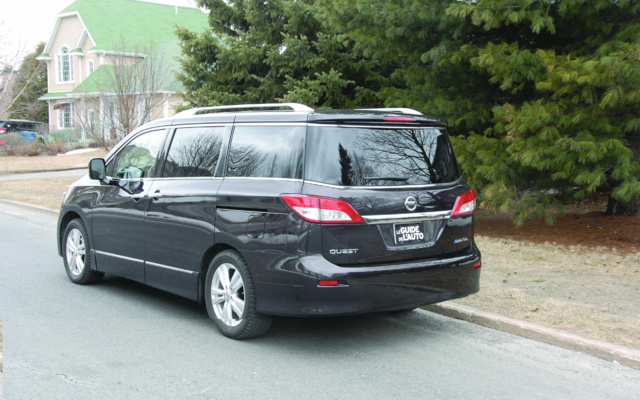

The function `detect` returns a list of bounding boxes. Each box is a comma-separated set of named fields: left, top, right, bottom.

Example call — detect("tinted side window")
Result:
left=226, top=125, right=305, bottom=179
left=162, top=127, right=224, bottom=178
left=305, top=126, right=459, bottom=186
left=35, top=123, right=48, bottom=134
left=106, top=130, right=165, bottom=179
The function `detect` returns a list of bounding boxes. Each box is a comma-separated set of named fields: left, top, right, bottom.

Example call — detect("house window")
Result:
left=87, top=60, right=94, bottom=76
left=56, top=46, right=74, bottom=82
left=88, top=109, right=96, bottom=133
left=138, top=97, right=151, bottom=126
left=57, top=103, right=75, bottom=129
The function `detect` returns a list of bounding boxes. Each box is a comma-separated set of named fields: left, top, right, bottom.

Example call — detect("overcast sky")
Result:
left=1, top=0, right=200, bottom=66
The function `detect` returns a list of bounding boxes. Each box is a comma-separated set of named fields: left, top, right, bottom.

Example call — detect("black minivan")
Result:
left=57, top=103, right=481, bottom=339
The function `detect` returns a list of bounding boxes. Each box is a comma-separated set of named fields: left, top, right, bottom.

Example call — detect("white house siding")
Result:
left=167, top=94, right=185, bottom=118
left=80, top=34, right=98, bottom=81
left=47, top=101, right=59, bottom=129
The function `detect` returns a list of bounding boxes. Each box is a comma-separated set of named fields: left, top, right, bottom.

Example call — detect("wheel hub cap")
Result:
left=210, top=263, right=245, bottom=327
left=66, top=228, right=86, bottom=276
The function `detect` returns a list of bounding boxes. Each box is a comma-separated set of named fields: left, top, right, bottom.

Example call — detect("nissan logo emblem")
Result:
left=405, top=196, right=418, bottom=212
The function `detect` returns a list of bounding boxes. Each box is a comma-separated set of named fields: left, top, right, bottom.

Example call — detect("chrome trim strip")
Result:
left=232, top=122, right=307, bottom=127
left=363, top=211, right=452, bottom=225
left=224, top=177, right=304, bottom=183
left=174, top=103, right=313, bottom=117
left=153, top=177, right=224, bottom=181
left=170, top=124, right=229, bottom=130
left=302, top=179, right=463, bottom=190
left=94, top=250, right=144, bottom=264
left=146, top=261, right=198, bottom=275
left=307, top=123, right=444, bottom=129
left=355, top=107, right=423, bottom=115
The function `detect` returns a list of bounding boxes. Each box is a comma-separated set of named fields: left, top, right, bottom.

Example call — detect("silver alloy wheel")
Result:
left=210, top=263, right=245, bottom=327
left=65, top=228, right=86, bottom=276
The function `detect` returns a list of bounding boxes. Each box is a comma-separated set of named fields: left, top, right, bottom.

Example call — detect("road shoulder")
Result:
left=424, top=302, right=640, bottom=370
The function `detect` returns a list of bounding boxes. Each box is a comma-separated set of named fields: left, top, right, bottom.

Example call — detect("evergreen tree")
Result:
left=446, top=0, right=640, bottom=219
left=326, top=0, right=640, bottom=221
left=175, top=0, right=384, bottom=108
left=8, top=42, right=48, bottom=123
left=319, top=0, right=497, bottom=137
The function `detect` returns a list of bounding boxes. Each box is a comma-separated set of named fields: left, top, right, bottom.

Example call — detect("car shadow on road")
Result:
left=94, top=275, right=205, bottom=318
left=255, top=311, right=453, bottom=355
left=90, top=275, right=452, bottom=350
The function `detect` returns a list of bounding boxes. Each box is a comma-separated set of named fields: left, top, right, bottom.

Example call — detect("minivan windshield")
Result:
left=305, top=125, right=459, bottom=186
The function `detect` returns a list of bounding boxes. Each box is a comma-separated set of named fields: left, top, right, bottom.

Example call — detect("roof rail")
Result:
left=174, top=103, right=314, bottom=117
left=356, top=108, right=423, bottom=116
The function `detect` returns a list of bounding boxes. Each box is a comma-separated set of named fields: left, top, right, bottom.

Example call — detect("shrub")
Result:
left=1, top=133, right=29, bottom=155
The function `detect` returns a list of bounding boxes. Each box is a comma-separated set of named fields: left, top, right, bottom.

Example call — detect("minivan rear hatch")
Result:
left=301, top=112, right=475, bottom=266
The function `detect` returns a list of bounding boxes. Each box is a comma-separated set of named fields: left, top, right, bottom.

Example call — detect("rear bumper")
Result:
left=254, top=245, right=481, bottom=317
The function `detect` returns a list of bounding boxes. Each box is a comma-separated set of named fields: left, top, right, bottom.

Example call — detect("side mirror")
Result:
left=89, top=158, right=107, bottom=181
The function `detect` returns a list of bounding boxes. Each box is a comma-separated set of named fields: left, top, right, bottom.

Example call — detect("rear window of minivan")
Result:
left=305, top=125, right=459, bottom=186
left=227, top=125, right=305, bottom=179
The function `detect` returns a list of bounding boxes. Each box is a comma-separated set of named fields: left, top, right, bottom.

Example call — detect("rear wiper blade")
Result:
left=363, top=176, right=410, bottom=182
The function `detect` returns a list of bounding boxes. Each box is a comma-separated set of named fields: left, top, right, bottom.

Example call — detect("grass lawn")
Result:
left=0, top=148, right=108, bottom=174
left=0, top=177, right=79, bottom=210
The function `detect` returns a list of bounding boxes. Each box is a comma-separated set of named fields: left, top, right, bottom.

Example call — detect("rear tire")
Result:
left=205, top=250, right=272, bottom=339
left=62, top=219, right=104, bottom=285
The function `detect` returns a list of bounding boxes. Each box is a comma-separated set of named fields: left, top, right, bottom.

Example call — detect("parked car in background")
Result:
left=0, top=119, right=51, bottom=143
left=57, top=103, right=481, bottom=340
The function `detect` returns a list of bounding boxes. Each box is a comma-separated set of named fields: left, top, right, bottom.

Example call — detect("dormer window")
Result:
left=56, top=46, right=74, bottom=83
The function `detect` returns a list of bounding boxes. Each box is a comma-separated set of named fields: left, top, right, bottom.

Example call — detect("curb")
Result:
left=424, top=302, right=640, bottom=370
left=0, top=199, right=58, bottom=214
left=1, top=167, right=85, bottom=175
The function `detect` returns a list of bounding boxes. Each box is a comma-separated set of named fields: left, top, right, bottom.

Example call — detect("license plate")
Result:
left=394, top=223, right=426, bottom=245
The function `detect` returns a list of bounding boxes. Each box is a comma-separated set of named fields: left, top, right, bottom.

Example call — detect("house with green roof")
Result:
left=37, top=0, right=208, bottom=141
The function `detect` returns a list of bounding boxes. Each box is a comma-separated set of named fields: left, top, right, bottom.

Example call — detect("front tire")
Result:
left=205, top=250, right=271, bottom=339
left=63, top=219, right=104, bottom=285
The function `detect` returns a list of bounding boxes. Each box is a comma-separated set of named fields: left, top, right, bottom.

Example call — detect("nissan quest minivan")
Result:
left=57, top=103, right=481, bottom=339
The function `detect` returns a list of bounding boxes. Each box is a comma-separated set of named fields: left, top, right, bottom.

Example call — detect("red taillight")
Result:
left=318, top=280, right=339, bottom=286
left=474, top=262, right=481, bottom=268
left=451, top=189, right=476, bottom=217
left=0, top=128, right=6, bottom=133
left=281, top=194, right=365, bottom=224
left=384, top=116, right=414, bottom=122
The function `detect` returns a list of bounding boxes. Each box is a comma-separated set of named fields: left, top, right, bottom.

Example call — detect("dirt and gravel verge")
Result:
left=0, top=148, right=107, bottom=174
left=0, top=177, right=78, bottom=210
left=458, top=236, right=640, bottom=349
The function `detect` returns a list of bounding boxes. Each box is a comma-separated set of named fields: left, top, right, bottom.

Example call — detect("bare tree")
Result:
left=0, top=21, right=45, bottom=119
left=74, top=36, right=172, bottom=146
left=102, top=37, right=172, bottom=137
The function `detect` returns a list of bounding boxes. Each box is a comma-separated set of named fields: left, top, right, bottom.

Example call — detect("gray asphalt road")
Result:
left=0, top=169, right=86, bottom=181
left=1, top=201, right=639, bottom=399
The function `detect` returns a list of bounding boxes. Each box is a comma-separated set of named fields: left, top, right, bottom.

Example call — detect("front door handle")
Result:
left=149, top=190, right=163, bottom=200
left=130, top=192, right=146, bottom=200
